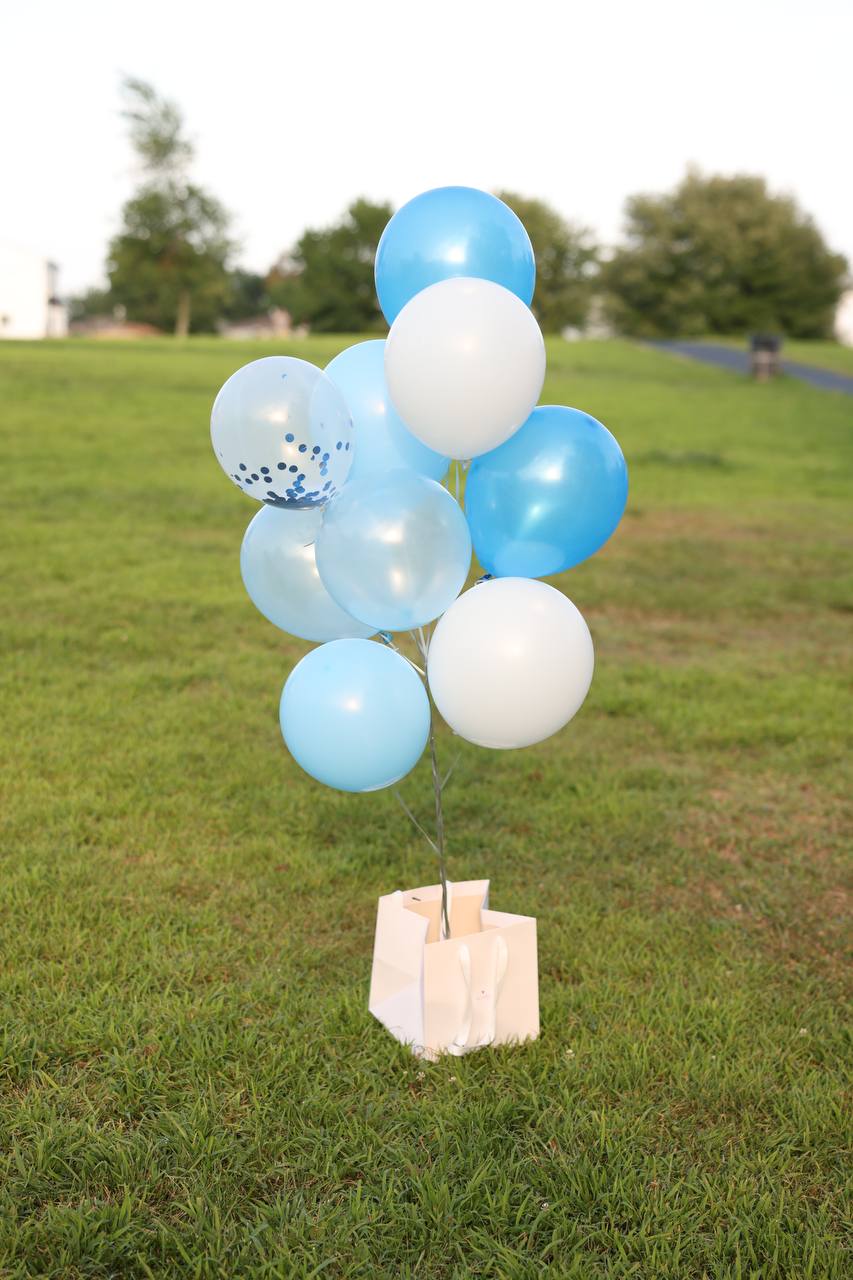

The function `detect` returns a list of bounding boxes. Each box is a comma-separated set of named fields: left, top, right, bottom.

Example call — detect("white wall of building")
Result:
left=0, top=242, right=67, bottom=338
left=834, top=289, right=853, bottom=348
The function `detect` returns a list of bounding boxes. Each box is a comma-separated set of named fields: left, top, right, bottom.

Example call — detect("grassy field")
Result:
left=779, top=340, right=853, bottom=378
left=1, top=336, right=851, bottom=1278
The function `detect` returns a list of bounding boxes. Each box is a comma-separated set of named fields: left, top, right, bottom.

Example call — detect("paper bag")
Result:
left=368, top=879, right=539, bottom=1059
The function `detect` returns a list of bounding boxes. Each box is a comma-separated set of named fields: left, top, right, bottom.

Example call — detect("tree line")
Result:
left=73, top=80, right=848, bottom=340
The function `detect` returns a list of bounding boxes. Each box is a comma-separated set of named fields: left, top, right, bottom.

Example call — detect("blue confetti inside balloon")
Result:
left=211, top=357, right=353, bottom=510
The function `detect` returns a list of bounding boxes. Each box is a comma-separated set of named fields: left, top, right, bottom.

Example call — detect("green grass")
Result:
left=779, top=340, right=853, bottom=378
left=1, top=336, right=851, bottom=1278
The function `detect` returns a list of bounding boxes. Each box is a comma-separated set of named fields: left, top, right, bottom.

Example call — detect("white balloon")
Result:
left=427, top=578, right=594, bottom=749
left=384, top=277, right=546, bottom=460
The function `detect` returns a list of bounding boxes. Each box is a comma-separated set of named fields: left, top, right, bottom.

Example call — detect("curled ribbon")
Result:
left=448, top=934, right=509, bottom=1056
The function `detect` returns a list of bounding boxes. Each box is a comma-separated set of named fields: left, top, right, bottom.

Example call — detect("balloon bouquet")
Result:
left=211, top=187, right=627, bottom=1053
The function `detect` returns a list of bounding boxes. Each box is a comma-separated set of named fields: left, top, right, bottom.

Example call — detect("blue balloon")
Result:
left=466, top=406, right=628, bottom=578
left=240, top=506, right=375, bottom=642
left=316, top=471, right=471, bottom=631
left=375, top=187, right=535, bottom=325
left=280, top=639, right=430, bottom=792
left=325, top=340, right=448, bottom=483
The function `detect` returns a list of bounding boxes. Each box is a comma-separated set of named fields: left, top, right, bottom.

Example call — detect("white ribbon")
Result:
left=447, top=934, right=509, bottom=1056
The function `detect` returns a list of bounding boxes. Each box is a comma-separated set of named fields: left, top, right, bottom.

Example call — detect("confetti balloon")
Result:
left=211, top=356, right=353, bottom=509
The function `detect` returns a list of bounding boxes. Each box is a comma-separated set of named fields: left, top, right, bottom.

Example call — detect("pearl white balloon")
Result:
left=384, top=277, right=546, bottom=460
left=427, top=578, right=594, bottom=749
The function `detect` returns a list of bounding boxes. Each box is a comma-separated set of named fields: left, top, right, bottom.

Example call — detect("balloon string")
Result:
left=452, top=459, right=469, bottom=505
left=378, top=630, right=424, bottom=677
left=440, top=752, right=460, bottom=791
left=429, top=710, right=451, bottom=942
left=392, top=787, right=439, bottom=854
left=386, top=626, right=451, bottom=940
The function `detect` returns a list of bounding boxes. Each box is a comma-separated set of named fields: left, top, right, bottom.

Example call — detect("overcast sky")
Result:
left=4, top=0, right=852, bottom=296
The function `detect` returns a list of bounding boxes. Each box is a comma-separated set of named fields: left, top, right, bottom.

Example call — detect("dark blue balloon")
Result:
left=375, top=186, right=535, bottom=326
left=465, top=406, right=628, bottom=578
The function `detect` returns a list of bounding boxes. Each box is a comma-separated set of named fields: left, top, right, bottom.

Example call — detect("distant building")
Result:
left=217, top=308, right=296, bottom=340
left=68, top=313, right=162, bottom=339
left=834, top=289, right=853, bottom=347
left=0, top=242, right=67, bottom=338
left=561, top=296, right=613, bottom=342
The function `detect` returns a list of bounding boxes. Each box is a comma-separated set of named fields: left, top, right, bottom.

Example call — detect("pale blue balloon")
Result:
left=240, top=506, right=375, bottom=642
left=375, top=187, right=535, bottom=325
left=465, top=406, right=628, bottom=578
left=316, top=471, right=471, bottom=631
left=280, top=639, right=430, bottom=792
left=325, top=340, right=448, bottom=482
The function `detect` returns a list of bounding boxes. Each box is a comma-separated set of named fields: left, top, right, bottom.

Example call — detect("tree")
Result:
left=601, top=171, right=847, bottom=339
left=107, top=78, right=233, bottom=336
left=496, top=192, right=599, bottom=331
left=67, top=287, right=116, bottom=325
left=269, top=199, right=392, bottom=333
left=221, top=270, right=272, bottom=322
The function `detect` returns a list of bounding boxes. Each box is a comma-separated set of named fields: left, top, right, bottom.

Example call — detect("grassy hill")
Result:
left=1, top=337, right=850, bottom=1277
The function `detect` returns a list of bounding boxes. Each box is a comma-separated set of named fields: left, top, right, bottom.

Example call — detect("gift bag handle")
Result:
left=448, top=935, right=509, bottom=1056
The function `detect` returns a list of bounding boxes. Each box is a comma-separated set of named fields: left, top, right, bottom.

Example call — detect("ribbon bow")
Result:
left=448, top=934, right=509, bottom=1056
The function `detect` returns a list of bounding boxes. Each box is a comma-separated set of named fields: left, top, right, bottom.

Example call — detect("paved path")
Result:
left=648, top=340, right=853, bottom=396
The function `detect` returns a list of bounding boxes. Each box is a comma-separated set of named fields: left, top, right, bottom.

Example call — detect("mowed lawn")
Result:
left=777, top=340, right=853, bottom=378
left=1, top=337, right=851, bottom=1279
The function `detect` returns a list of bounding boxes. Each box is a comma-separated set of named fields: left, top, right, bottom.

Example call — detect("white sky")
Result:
left=4, top=0, right=852, bottom=296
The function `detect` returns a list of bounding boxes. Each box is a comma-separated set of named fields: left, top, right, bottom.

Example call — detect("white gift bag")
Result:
left=368, top=879, right=539, bottom=1060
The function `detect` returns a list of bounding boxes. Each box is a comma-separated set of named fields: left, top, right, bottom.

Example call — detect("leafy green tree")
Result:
left=221, top=270, right=272, bottom=322
left=269, top=199, right=392, bottom=333
left=67, top=287, right=116, bottom=324
left=602, top=171, right=847, bottom=339
left=107, top=78, right=233, bottom=336
left=496, top=192, right=599, bottom=331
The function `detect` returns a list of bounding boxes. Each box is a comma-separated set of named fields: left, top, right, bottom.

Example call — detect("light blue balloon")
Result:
left=466, top=406, right=628, bottom=578
left=316, top=471, right=471, bottom=631
left=280, top=639, right=430, bottom=792
left=375, top=187, right=535, bottom=325
left=240, top=506, right=375, bottom=642
left=325, top=340, right=449, bottom=483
